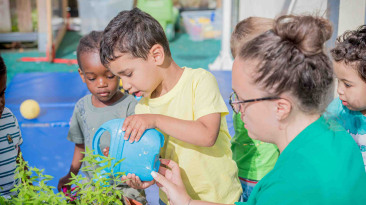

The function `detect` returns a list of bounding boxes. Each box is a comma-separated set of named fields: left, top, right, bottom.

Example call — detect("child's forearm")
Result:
left=155, top=113, right=220, bottom=147
left=68, top=144, right=85, bottom=176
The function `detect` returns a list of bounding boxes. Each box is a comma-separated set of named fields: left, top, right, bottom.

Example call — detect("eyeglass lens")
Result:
left=231, top=93, right=240, bottom=113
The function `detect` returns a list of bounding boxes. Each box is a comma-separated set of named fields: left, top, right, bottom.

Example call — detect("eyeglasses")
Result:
left=229, top=92, right=281, bottom=114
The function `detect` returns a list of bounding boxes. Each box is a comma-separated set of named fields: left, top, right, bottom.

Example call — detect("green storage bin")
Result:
left=137, top=0, right=178, bottom=41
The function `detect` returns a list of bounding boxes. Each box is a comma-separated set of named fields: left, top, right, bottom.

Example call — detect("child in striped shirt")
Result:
left=0, top=55, right=23, bottom=198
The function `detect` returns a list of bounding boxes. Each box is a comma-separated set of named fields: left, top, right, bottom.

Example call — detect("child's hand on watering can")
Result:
left=122, top=114, right=156, bottom=143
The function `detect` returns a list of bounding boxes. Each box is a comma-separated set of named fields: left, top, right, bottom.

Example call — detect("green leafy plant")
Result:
left=66, top=147, right=127, bottom=204
left=0, top=148, right=128, bottom=204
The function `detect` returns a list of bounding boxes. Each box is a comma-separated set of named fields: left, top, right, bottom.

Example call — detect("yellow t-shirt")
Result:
left=136, top=67, right=242, bottom=204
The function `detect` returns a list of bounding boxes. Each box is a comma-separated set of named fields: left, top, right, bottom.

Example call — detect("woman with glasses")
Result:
left=150, top=14, right=366, bottom=205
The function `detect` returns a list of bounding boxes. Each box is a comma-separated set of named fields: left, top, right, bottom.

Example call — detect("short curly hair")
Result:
left=100, top=8, right=171, bottom=67
left=331, top=25, right=366, bottom=82
left=76, top=31, right=103, bottom=70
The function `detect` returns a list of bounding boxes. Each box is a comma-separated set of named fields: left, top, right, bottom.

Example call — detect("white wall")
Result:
left=238, top=0, right=328, bottom=21
left=338, top=0, right=366, bottom=35
left=239, top=0, right=286, bottom=19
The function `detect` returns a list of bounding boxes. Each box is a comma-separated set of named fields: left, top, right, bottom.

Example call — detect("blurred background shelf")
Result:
left=0, top=0, right=69, bottom=61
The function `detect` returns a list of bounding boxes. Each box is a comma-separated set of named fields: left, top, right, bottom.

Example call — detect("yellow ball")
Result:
left=20, top=99, right=40, bottom=119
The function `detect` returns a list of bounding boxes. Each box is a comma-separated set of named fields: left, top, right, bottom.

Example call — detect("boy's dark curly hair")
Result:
left=100, top=8, right=171, bottom=67
left=76, top=31, right=103, bottom=70
left=331, top=25, right=366, bottom=82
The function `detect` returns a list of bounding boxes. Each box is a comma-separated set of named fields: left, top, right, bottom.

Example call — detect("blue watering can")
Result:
left=92, top=118, right=164, bottom=181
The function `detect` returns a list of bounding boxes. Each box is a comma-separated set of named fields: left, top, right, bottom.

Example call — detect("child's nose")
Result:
left=337, top=84, right=344, bottom=95
left=122, top=81, right=132, bottom=91
left=97, top=78, right=107, bottom=87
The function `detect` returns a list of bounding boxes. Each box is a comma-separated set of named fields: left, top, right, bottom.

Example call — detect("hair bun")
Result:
left=274, top=15, right=332, bottom=55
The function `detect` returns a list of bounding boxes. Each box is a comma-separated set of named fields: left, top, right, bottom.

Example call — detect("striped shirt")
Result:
left=0, top=107, right=22, bottom=197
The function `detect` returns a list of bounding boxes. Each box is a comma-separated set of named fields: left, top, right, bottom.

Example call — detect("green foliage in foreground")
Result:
left=0, top=147, right=127, bottom=204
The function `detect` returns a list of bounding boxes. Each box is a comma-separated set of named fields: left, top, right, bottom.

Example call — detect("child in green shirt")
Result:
left=230, top=17, right=279, bottom=201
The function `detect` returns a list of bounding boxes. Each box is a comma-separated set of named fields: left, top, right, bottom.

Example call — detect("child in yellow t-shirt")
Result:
left=99, top=8, right=242, bottom=204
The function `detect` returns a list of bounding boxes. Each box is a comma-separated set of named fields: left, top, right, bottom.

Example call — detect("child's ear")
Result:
left=149, top=44, right=165, bottom=66
left=78, top=68, right=86, bottom=83
left=275, top=98, right=292, bottom=121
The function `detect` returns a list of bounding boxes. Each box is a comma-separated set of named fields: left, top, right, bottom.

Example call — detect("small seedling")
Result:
left=0, top=148, right=129, bottom=204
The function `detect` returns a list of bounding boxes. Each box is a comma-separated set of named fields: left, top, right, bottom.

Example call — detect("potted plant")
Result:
left=0, top=148, right=142, bottom=205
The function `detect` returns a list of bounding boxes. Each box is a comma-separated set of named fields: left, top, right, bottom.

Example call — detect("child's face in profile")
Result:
left=108, top=52, right=161, bottom=98
left=334, top=61, right=366, bottom=115
left=78, top=52, right=120, bottom=106
left=0, top=73, right=5, bottom=117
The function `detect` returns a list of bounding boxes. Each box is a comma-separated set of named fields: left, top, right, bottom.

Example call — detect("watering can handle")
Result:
left=93, top=127, right=106, bottom=156
left=92, top=120, right=126, bottom=172
left=92, top=127, right=110, bottom=170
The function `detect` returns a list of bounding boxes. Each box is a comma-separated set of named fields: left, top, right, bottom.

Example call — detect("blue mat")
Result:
left=5, top=72, right=90, bottom=191
left=5, top=71, right=233, bottom=203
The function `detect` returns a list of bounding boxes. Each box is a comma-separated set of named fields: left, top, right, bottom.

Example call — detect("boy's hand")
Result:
left=58, top=174, right=72, bottom=192
left=122, top=114, right=156, bottom=143
left=121, top=173, right=155, bottom=189
left=103, top=147, right=110, bottom=157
